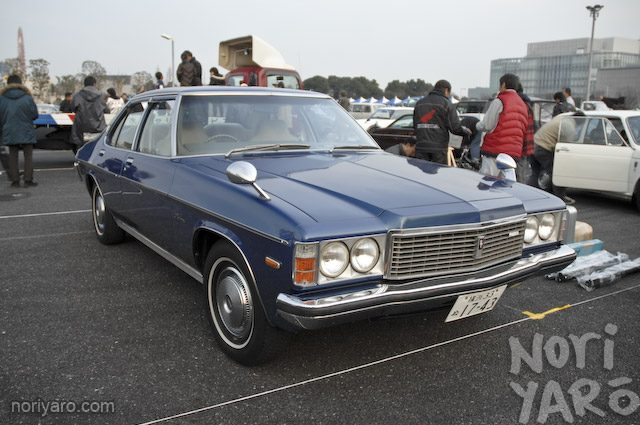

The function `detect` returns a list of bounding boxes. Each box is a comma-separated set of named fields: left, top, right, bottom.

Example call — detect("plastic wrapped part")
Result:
left=577, top=258, right=640, bottom=292
left=546, top=250, right=628, bottom=282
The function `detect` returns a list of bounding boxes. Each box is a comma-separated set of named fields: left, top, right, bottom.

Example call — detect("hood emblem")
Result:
left=474, top=235, right=486, bottom=259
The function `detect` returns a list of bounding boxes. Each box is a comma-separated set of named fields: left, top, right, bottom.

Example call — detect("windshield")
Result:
left=177, top=95, right=378, bottom=155
left=370, top=109, right=396, bottom=119
left=627, top=116, right=640, bottom=145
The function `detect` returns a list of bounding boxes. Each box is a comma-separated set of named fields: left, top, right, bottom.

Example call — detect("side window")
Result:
left=558, top=117, right=586, bottom=144
left=111, top=103, right=146, bottom=150
left=604, top=120, right=625, bottom=146
left=584, top=118, right=606, bottom=145
left=138, top=100, right=175, bottom=156
left=390, top=115, right=414, bottom=129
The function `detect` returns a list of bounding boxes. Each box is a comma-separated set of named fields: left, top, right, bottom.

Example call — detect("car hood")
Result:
left=234, top=152, right=560, bottom=226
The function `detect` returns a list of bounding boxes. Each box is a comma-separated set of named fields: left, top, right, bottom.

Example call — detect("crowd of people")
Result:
left=387, top=73, right=579, bottom=204
left=0, top=60, right=589, bottom=203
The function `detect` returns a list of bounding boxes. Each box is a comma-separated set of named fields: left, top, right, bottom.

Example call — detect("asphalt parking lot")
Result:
left=1, top=150, right=639, bottom=425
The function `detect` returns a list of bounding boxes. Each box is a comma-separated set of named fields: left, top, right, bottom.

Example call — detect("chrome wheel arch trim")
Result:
left=192, top=226, right=270, bottom=320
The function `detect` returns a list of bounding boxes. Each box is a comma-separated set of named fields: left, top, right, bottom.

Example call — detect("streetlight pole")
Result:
left=161, top=34, right=175, bottom=87
left=585, top=4, right=603, bottom=102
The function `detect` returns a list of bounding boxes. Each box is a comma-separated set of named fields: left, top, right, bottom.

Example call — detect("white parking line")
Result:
left=0, top=231, right=92, bottom=242
left=137, top=283, right=640, bottom=425
left=0, top=209, right=90, bottom=220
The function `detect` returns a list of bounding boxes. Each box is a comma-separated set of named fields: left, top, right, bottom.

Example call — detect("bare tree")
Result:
left=131, top=71, right=153, bottom=93
left=4, top=57, right=26, bottom=82
left=78, top=60, right=107, bottom=88
left=28, top=58, right=50, bottom=101
left=55, top=75, right=79, bottom=97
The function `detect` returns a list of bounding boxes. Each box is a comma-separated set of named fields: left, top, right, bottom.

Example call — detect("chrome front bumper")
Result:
left=276, top=245, right=576, bottom=330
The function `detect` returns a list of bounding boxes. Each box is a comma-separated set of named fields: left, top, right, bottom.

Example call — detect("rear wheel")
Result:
left=204, top=241, right=289, bottom=365
left=634, top=184, right=640, bottom=212
left=91, top=184, right=125, bottom=244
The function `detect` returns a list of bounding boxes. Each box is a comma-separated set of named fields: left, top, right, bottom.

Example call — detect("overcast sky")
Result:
left=1, top=0, right=639, bottom=95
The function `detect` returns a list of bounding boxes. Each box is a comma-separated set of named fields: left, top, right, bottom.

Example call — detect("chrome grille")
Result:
left=386, top=219, right=526, bottom=280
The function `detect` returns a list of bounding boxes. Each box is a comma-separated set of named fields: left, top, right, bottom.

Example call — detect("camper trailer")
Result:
left=219, top=35, right=303, bottom=89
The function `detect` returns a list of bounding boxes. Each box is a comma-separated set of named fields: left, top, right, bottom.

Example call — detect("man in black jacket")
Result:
left=413, top=80, right=470, bottom=164
left=177, top=50, right=202, bottom=86
left=70, top=76, right=108, bottom=146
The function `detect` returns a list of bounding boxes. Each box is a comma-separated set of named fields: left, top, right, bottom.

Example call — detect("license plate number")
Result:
left=445, top=285, right=507, bottom=322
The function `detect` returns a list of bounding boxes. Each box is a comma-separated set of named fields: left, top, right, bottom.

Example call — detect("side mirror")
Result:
left=496, top=153, right=517, bottom=181
left=226, top=161, right=270, bottom=200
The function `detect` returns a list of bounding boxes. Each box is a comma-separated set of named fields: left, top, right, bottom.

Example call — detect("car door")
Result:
left=94, top=103, right=147, bottom=213
left=553, top=116, right=634, bottom=193
left=370, top=115, right=414, bottom=149
left=118, top=98, right=178, bottom=248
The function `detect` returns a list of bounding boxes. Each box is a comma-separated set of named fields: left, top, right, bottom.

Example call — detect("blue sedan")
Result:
left=75, top=87, right=576, bottom=365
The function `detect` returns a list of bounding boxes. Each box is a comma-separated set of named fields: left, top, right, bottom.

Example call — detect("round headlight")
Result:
left=350, top=238, right=380, bottom=273
left=319, top=242, right=349, bottom=278
left=524, top=216, right=539, bottom=243
left=538, top=214, right=556, bottom=240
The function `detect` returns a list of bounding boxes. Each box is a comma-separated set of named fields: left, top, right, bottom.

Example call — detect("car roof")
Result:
left=130, top=86, right=331, bottom=102
left=581, top=110, right=640, bottom=118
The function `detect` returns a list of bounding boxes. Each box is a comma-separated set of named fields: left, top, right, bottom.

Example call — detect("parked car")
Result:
left=369, top=113, right=481, bottom=159
left=36, top=103, right=60, bottom=114
left=75, top=86, right=576, bottom=365
left=455, top=99, right=489, bottom=115
left=349, top=102, right=385, bottom=120
left=553, top=110, right=640, bottom=210
left=357, top=106, right=414, bottom=131
left=368, top=113, right=415, bottom=149
left=456, top=98, right=555, bottom=131
left=580, top=101, right=611, bottom=111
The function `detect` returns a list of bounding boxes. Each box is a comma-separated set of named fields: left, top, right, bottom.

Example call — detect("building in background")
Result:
left=467, top=87, right=494, bottom=100
left=490, top=37, right=640, bottom=101
left=596, top=65, right=640, bottom=109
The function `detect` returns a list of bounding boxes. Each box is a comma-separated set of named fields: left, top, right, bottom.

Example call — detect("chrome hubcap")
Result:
left=215, top=266, right=253, bottom=340
left=93, top=189, right=106, bottom=235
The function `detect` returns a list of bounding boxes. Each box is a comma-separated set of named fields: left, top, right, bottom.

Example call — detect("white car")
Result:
left=349, top=102, right=385, bottom=120
left=553, top=110, right=640, bottom=210
left=357, top=107, right=414, bottom=131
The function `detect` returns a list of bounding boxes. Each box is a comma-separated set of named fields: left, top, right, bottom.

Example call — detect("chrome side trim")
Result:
left=276, top=244, right=576, bottom=330
left=115, top=219, right=203, bottom=281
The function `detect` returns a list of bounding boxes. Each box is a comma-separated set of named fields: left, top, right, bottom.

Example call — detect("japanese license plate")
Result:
left=445, top=285, right=507, bottom=322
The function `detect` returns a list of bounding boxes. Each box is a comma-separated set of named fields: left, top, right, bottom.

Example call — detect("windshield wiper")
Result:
left=225, top=144, right=310, bottom=158
left=330, top=145, right=381, bottom=152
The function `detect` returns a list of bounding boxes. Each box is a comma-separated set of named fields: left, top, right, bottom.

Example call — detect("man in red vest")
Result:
left=475, top=74, right=528, bottom=178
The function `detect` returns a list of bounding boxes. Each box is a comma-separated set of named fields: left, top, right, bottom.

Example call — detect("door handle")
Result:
left=98, top=149, right=105, bottom=156
left=556, top=147, right=570, bottom=152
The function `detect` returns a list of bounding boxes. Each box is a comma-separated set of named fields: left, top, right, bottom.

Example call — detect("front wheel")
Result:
left=204, top=242, right=289, bottom=365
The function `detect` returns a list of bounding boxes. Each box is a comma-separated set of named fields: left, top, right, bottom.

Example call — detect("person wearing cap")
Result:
left=176, top=50, right=202, bottom=86
left=385, top=139, right=418, bottom=158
